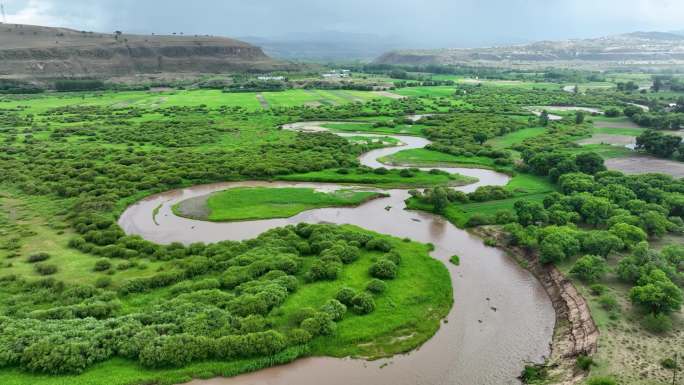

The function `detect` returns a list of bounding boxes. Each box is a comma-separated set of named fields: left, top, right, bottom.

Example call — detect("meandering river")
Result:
left=118, top=122, right=555, bottom=385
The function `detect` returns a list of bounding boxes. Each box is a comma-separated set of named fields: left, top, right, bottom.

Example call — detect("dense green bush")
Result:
left=320, top=299, right=347, bottom=321
left=369, top=259, right=398, bottom=279
left=351, top=292, right=376, bottom=314
left=94, top=259, right=112, bottom=272
left=365, top=279, right=387, bottom=294
left=335, top=287, right=357, bottom=306
left=570, top=255, right=609, bottom=283
left=34, top=263, right=58, bottom=276
left=26, top=252, right=50, bottom=263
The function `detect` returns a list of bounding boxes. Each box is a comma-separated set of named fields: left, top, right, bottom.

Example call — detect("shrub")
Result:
left=587, top=376, right=617, bottom=385
left=641, top=313, right=672, bottom=334
left=576, top=355, right=595, bottom=370
left=95, top=277, right=112, bottom=288
left=287, top=328, right=312, bottom=345
left=661, top=357, right=679, bottom=370
left=365, top=279, right=387, bottom=294
left=335, top=287, right=356, bottom=306
left=301, top=312, right=336, bottom=336
left=94, top=259, right=112, bottom=272
left=366, top=238, right=392, bottom=252
left=465, top=214, right=492, bottom=227
left=369, top=259, right=398, bottom=279
left=570, top=255, right=608, bottom=283
left=384, top=250, right=401, bottom=266
left=308, top=259, right=341, bottom=281
left=589, top=284, right=608, bottom=296
left=34, top=263, right=58, bottom=276
left=291, top=307, right=317, bottom=325
left=320, top=299, right=347, bottom=321
left=598, top=294, right=619, bottom=312
left=351, top=292, right=375, bottom=314
left=27, top=252, right=50, bottom=263
left=520, top=364, right=547, bottom=383
left=449, top=255, right=460, bottom=265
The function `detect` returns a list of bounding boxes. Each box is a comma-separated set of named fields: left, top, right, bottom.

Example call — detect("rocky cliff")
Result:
left=0, top=23, right=280, bottom=78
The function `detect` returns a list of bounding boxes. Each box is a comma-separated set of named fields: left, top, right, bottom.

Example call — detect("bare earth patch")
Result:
left=606, top=157, right=684, bottom=178
left=577, top=134, right=635, bottom=147
left=373, top=90, right=405, bottom=99
left=256, top=94, right=270, bottom=109
left=594, top=120, right=641, bottom=129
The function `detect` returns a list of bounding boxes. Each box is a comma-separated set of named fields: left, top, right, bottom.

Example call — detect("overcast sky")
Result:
left=2, top=0, right=684, bottom=47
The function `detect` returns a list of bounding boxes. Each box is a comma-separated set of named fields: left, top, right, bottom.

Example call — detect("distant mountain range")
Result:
left=241, top=31, right=407, bottom=62
left=0, top=23, right=283, bottom=80
left=374, top=31, right=684, bottom=69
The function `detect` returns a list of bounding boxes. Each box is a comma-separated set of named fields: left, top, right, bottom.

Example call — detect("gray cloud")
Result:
left=3, top=0, right=683, bottom=48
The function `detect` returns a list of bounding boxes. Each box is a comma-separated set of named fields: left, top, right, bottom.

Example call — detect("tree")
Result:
left=558, top=173, right=595, bottom=194
left=636, top=130, right=682, bottom=158
left=430, top=186, right=450, bottom=213
left=580, top=231, right=623, bottom=256
left=539, top=110, right=550, bottom=126
left=473, top=132, right=488, bottom=145
left=609, top=222, right=647, bottom=249
left=539, top=227, right=580, bottom=264
left=629, top=269, right=683, bottom=314
left=514, top=200, right=548, bottom=226
left=652, top=77, right=663, bottom=92
left=574, top=152, right=605, bottom=175
left=579, top=196, right=614, bottom=226
left=570, top=255, right=609, bottom=282
left=575, top=111, right=585, bottom=125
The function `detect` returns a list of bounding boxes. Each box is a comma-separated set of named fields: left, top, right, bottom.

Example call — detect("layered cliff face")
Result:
left=0, top=24, right=279, bottom=78
left=374, top=32, right=684, bottom=69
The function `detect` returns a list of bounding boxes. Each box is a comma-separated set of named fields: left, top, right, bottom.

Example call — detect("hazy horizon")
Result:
left=2, top=0, right=684, bottom=49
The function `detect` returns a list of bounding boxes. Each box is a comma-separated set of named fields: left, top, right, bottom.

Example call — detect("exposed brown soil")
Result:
left=473, top=226, right=599, bottom=385
left=606, top=157, right=684, bottom=178
left=576, top=134, right=635, bottom=146
left=593, top=120, right=641, bottom=129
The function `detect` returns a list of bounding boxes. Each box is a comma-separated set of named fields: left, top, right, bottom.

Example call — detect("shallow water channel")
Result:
left=118, top=122, right=555, bottom=385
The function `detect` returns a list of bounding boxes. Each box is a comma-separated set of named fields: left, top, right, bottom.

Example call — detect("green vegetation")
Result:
left=174, top=187, right=384, bottom=222
left=2, top=65, right=684, bottom=385
left=407, top=174, right=555, bottom=228
left=380, top=148, right=499, bottom=169
left=0, top=224, right=452, bottom=384
left=277, top=167, right=477, bottom=188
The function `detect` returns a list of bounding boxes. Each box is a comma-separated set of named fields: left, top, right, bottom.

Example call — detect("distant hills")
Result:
left=374, top=32, right=684, bottom=69
left=0, top=23, right=282, bottom=80
left=241, top=31, right=407, bottom=62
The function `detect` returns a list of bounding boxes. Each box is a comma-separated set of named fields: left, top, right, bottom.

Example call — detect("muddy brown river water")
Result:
left=118, top=122, right=555, bottom=385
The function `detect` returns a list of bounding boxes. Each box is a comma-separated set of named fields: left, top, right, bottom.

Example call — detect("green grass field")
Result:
left=277, top=168, right=478, bottom=188
left=321, top=122, right=426, bottom=136
left=379, top=148, right=500, bottom=169
left=488, top=127, right=547, bottom=149
left=173, top=187, right=384, bottom=222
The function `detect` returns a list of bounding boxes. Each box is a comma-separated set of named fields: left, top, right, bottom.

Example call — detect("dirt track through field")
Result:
left=255, top=94, right=270, bottom=109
